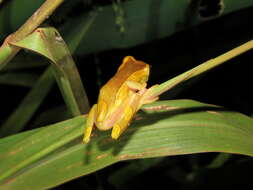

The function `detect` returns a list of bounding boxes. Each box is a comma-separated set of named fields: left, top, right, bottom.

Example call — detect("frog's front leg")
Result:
left=126, top=80, right=147, bottom=92
left=126, top=80, right=159, bottom=109
left=83, top=104, right=97, bottom=143
left=140, top=85, right=159, bottom=105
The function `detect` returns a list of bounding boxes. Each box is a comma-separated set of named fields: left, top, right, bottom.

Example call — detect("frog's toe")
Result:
left=111, top=124, right=121, bottom=139
left=83, top=126, right=92, bottom=143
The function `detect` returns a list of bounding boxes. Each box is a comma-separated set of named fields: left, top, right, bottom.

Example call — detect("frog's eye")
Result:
left=97, top=100, right=107, bottom=122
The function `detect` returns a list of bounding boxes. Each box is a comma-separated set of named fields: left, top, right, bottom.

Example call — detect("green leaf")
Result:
left=2, top=0, right=253, bottom=54
left=0, top=14, right=96, bottom=136
left=61, top=0, right=253, bottom=55
left=1, top=99, right=253, bottom=189
left=10, top=27, right=90, bottom=116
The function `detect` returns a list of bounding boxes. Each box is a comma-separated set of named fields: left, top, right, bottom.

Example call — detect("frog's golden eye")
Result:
left=97, top=100, right=107, bottom=122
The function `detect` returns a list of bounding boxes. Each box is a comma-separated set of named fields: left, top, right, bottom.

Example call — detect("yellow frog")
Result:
left=83, top=56, right=158, bottom=143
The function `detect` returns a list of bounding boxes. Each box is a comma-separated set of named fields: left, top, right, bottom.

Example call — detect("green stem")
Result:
left=12, top=0, right=64, bottom=41
left=151, top=40, right=253, bottom=98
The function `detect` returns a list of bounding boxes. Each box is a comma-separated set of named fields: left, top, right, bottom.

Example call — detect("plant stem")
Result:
left=151, top=40, right=253, bottom=98
left=12, top=0, right=64, bottom=42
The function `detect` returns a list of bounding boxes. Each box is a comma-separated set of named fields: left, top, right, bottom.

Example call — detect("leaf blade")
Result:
left=1, top=100, right=253, bottom=189
left=10, top=27, right=90, bottom=116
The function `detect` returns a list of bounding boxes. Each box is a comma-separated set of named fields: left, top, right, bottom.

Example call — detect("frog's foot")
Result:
left=111, top=105, right=133, bottom=139
left=83, top=126, right=92, bottom=143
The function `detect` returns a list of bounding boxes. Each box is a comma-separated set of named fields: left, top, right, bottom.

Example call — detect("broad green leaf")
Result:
left=1, top=99, right=253, bottom=189
left=63, top=10, right=97, bottom=54
left=2, top=0, right=253, bottom=54
left=10, top=27, right=90, bottom=116
left=61, top=0, right=253, bottom=55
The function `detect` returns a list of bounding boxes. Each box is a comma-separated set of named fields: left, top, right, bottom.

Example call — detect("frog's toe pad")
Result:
left=83, top=127, right=92, bottom=143
left=112, top=124, right=121, bottom=139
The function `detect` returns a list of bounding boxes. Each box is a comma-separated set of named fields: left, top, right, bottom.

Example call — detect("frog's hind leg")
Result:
left=83, top=104, right=97, bottom=143
left=111, top=105, right=134, bottom=139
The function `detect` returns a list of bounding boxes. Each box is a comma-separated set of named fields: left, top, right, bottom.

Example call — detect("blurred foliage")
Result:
left=1, top=0, right=253, bottom=189
left=1, top=0, right=253, bottom=55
